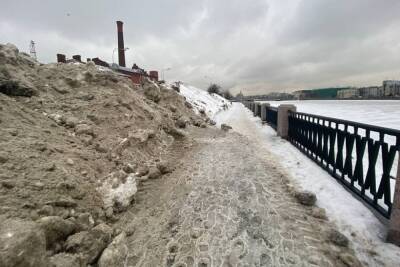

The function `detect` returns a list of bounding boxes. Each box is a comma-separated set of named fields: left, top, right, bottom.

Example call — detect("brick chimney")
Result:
left=72, top=55, right=82, bottom=62
left=149, top=71, right=159, bottom=81
left=116, top=21, right=126, bottom=67
left=57, top=54, right=66, bottom=63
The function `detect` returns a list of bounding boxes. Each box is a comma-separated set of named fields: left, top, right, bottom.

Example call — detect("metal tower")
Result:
left=29, top=40, right=37, bottom=60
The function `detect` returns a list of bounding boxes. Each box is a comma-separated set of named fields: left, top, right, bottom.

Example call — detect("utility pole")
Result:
left=29, top=40, right=37, bottom=60
left=162, top=67, right=171, bottom=81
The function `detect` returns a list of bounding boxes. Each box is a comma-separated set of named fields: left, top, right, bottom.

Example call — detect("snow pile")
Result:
left=178, top=83, right=230, bottom=118
left=98, top=173, right=138, bottom=210
left=215, top=103, right=400, bottom=267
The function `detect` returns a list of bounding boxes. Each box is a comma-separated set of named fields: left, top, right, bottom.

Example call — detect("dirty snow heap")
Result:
left=0, top=43, right=222, bottom=266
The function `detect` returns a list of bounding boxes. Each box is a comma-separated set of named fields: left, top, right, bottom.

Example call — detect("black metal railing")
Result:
left=288, top=111, right=400, bottom=218
left=266, top=107, right=278, bottom=129
left=257, top=105, right=262, bottom=117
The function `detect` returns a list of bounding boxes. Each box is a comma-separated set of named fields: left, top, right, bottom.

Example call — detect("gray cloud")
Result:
left=1, top=0, right=400, bottom=95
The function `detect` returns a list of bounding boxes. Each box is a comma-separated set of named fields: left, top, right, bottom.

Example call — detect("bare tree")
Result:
left=223, top=90, right=233, bottom=100
left=207, top=84, right=221, bottom=95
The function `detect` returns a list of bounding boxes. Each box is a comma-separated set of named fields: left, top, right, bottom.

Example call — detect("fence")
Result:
left=243, top=101, right=400, bottom=245
left=266, top=107, right=278, bottom=129
left=288, top=111, right=399, bottom=219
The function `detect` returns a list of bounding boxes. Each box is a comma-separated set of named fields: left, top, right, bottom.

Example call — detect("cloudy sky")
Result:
left=1, top=0, right=400, bottom=95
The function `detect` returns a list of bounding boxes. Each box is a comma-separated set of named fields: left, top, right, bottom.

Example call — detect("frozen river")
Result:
left=264, top=100, right=400, bottom=130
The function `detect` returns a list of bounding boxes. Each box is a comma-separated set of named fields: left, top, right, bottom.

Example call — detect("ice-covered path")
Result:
left=215, top=103, right=400, bottom=267
left=119, top=127, right=359, bottom=266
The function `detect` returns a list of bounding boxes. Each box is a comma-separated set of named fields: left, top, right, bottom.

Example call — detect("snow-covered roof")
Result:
left=110, top=63, right=146, bottom=74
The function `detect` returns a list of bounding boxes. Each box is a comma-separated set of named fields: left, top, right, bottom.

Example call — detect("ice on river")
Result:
left=264, top=100, right=400, bottom=130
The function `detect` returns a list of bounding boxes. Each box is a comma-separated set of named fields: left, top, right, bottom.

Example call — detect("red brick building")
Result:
left=56, top=20, right=159, bottom=85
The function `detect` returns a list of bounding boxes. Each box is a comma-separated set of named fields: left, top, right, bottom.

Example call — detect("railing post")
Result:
left=257, top=103, right=261, bottom=117
left=277, top=104, right=296, bottom=139
left=253, top=103, right=259, bottom=116
left=387, top=157, right=400, bottom=246
left=261, top=103, right=270, bottom=121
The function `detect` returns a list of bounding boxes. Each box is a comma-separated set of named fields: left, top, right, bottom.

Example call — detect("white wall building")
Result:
left=337, top=88, right=359, bottom=99
left=383, top=80, right=400, bottom=96
left=358, top=86, right=382, bottom=98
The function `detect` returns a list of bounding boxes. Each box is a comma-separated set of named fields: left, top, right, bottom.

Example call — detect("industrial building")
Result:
left=293, top=87, right=349, bottom=100
left=56, top=21, right=158, bottom=84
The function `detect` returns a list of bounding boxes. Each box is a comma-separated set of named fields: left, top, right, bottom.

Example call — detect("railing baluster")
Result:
left=323, top=120, right=329, bottom=166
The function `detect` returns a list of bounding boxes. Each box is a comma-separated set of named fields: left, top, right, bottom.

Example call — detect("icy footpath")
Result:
left=215, top=103, right=400, bottom=267
left=121, top=127, right=360, bottom=266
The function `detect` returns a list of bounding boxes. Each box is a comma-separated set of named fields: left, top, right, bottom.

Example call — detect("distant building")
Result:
left=91, top=57, right=109, bottom=68
left=294, top=87, right=348, bottom=100
left=55, top=21, right=159, bottom=85
left=383, top=80, right=400, bottom=96
left=358, top=86, right=382, bottom=98
left=337, top=88, right=359, bottom=99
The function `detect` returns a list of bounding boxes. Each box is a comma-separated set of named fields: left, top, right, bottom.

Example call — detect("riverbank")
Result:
left=215, top=102, right=400, bottom=266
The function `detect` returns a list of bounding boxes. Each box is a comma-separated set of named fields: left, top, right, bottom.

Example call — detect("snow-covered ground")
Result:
left=215, top=103, right=400, bottom=267
left=178, top=83, right=231, bottom=118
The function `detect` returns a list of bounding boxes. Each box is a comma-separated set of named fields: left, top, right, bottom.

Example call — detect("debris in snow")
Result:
left=37, top=216, right=77, bottom=248
left=65, top=223, right=113, bottom=265
left=98, top=173, right=137, bottom=212
left=136, top=166, right=149, bottom=177
left=1, top=180, right=16, bottom=189
left=98, top=232, right=128, bottom=267
left=209, top=120, right=216, bottom=126
left=148, top=167, right=162, bottom=179
left=221, top=124, right=232, bottom=131
left=157, top=161, right=172, bottom=174
left=294, top=190, right=317, bottom=206
left=328, top=229, right=349, bottom=247
left=175, top=117, right=187, bottom=128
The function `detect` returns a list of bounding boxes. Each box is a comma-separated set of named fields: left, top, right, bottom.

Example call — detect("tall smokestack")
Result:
left=116, top=21, right=126, bottom=67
